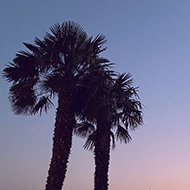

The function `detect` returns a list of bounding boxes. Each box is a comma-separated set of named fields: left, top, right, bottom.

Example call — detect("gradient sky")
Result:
left=1, top=1, right=190, bottom=190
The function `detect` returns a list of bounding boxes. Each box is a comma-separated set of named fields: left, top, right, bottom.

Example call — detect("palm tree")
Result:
left=2, top=21, right=109, bottom=190
left=75, top=72, right=143, bottom=190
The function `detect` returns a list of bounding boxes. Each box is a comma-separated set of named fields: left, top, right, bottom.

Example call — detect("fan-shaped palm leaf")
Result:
left=33, top=96, right=54, bottom=115
left=74, top=121, right=95, bottom=138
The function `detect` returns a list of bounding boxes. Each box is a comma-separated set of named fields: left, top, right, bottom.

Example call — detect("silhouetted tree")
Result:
left=2, top=21, right=109, bottom=190
left=75, top=71, right=143, bottom=190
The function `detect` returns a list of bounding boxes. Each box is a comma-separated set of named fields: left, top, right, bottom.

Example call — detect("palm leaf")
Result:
left=2, top=52, right=38, bottom=83
left=23, top=42, right=39, bottom=53
left=110, top=131, right=116, bottom=149
left=33, top=96, right=54, bottom=115
left=116, top=125, right=132, bottom=144
left=83, top=131, right=97, bottom=151
left=74, top=121, right=95, bottom=138
left=9, top=82, right=37, bottom=115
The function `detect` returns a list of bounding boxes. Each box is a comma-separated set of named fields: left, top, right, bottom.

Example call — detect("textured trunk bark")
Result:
left=45, top=89, right=75, bottom=190
left=94, top=121, right=111, bottom=190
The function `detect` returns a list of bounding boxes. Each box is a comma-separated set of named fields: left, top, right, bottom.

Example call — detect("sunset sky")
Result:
left=1, top=1, right=190, bottom=190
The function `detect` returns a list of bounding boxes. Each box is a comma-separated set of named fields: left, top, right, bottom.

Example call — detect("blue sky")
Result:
left=1, top=1, right=190, bottom=190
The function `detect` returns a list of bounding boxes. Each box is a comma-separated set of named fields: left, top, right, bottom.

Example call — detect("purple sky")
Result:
left=1, top=1, right=190, bottom=190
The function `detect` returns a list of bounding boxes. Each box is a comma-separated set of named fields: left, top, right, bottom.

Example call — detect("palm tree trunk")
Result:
left=45, top=89, right=75, bottom=190
left=94, top=121, right=111, bottom=190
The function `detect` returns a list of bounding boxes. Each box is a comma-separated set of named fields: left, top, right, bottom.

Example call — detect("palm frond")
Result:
left=85, top=34, right=107, bottom=57
left=2, top=63, right=22, bottom=82
left=116, top=125, right=132, bottom=144
left=115, top=73, right=133, bottom=89
left=74, top=121, right=95, bottom=138
left=2, top=52, right=38, bottom=83
left=33, top=96, right=54, bottom=115
left=122, top=98, right=143, bottom=129
left=23, top=42, right=39, bottom=53
left=48, top=21, right=87, bottom=47
left=110, top=131, right=116, bottom=149
left=49, top=23, right=62, bottom=38
left=83, top=131, right=97, bottom=151
left=34, top=37, right=47, bottom=49
left=92, top=34, right=107, bottom=46
left=9, top=82, right=37, bottom=115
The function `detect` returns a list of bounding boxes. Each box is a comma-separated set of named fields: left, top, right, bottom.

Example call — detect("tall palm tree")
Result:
left=75, top=71, right=143, bottom=190
left=2, top=21, right=109, bottom=190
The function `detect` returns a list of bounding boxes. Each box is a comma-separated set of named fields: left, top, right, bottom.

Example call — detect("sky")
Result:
left=0, top=0, right=190, bottom=190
